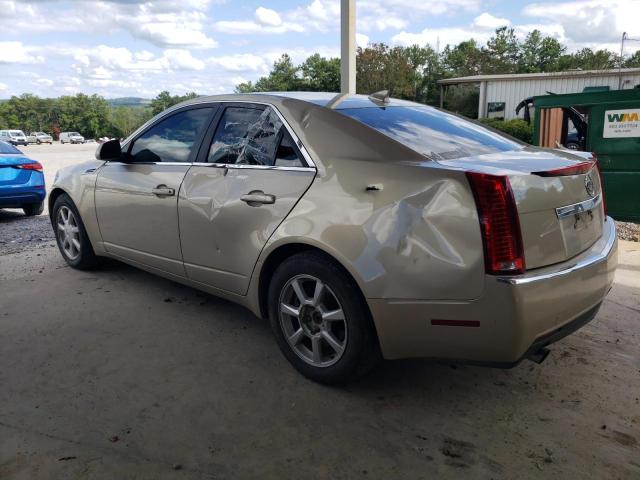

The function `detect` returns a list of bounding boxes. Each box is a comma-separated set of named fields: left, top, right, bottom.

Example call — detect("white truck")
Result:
left=59, top=132, right=85, bottom=144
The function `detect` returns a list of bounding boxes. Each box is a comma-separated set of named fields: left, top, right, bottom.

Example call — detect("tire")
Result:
left=22, top=201, right=44, bottom=216
left=60, top=140, right=64, bottom=144
left=268, top=252, right=380, bottom=385
left=52, top=193, right=100, bottom=269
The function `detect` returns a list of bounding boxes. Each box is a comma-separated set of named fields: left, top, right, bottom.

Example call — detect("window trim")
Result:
left=114, top=100, right=316, bottom=172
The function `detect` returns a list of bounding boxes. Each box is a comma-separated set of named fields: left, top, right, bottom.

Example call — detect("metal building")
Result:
left=438, top=68, right=640, bottom=120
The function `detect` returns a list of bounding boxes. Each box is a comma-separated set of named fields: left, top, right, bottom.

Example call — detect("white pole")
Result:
left=341, top=0, right=356, bottom=94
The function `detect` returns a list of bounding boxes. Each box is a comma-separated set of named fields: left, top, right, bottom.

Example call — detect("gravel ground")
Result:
left=617, top=221, right=640, bottom=242
left=0, top=210, right=56, bottom=255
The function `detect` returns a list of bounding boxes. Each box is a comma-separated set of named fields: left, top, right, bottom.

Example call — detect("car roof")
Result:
left=178, top=92, right=426, bottom=110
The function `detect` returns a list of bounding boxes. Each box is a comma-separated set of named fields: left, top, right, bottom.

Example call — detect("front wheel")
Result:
left=52, top=194, right=100, bottom=269
left=268, top=252, right=380, bottom=385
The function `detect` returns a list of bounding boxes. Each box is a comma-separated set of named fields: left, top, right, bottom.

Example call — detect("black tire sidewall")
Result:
left=52, top=194, right=98, bottom=269
left=268, top=252, right=379, bottom=385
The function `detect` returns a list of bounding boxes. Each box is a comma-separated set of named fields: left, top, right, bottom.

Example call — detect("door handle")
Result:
left=151, top=185, right=175, bottom=197
left=240, top=191, right=275, bottom=206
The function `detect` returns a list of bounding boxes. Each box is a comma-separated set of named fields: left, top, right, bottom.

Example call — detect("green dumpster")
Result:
left=532, top=89, right=640, bottom=222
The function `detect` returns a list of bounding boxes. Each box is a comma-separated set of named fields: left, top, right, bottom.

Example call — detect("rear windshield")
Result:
left=0, top=141, right=22, bottom=154
left=338, top=106, right=522, bottom=160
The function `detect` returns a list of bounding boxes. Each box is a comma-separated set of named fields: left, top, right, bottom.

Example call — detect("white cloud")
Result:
left=255, top=7, right=283, bottom=27
left=208, top=54, right=270, bottom=72
left=0, top=0, right=218, bottom=49
left=35, top=78, right=54, bottom=87
left=392, top=27, right=491, bottom=49
left=0, top=41, right=45, bottom=64
left=523, top=0, right=640, bottom=51
left=472, top=13, right=511, bottom=30
left=0, top=82, right=7, bottom=91
left=356, top=33, right=370, bottom=47
left=215, top=11, right=304, bottom=35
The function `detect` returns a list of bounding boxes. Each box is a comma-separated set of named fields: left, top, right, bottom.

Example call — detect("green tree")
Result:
left=483, top=27, right=520, bottom=73
left=623, top=50, right=640, bottom=68
left=441, top=40, right=485, bottom=77
left=149, top=91, right=198, bottom=116
left=519, top=30, right=565, bottom=72
left=300, top=54, right=340, bottom=91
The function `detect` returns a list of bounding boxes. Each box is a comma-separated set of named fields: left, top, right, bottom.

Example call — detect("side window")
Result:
left=129, top=107, right=213, bottom=163
left=208, top=106, right=303, bottom=167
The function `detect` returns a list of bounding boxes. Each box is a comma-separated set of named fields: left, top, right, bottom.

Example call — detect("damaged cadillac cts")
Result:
left=49, top=92, right=617, bottom=384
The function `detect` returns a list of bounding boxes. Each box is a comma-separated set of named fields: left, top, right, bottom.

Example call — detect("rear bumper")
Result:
left=369, top=218, right=618, bottom=363
left=0, top=185, right=46, bottom=208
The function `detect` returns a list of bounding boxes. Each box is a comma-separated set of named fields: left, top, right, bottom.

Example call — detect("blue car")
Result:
left=0, top=140, right=45, bottom=216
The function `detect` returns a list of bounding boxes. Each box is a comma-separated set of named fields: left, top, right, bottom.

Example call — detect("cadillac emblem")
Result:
left=584, top=174, right=596, bottom=197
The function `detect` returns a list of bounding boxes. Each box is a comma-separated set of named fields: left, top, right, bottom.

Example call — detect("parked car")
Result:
left=27, top=132, right=54, bottom=144
left=0, top=140, right=45, bottom=215
left=59, top=132, right=85, bottom=144
left=0, top=130, right=28, bottom=146
left=49, top=92, right=617, bottom=384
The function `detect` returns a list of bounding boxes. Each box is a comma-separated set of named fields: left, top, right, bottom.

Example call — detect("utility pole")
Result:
left=619, top=32, right=627, bottom=90
left=340, top=0, right=356, bottom=94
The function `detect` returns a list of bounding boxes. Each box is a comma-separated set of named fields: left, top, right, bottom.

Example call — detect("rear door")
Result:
left=95, top=105, right=216, bottom=275
left=178, top=103, right=316, bottom=294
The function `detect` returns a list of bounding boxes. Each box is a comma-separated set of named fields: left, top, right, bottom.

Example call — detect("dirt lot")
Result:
left=0, top=144, right=639, bottom=479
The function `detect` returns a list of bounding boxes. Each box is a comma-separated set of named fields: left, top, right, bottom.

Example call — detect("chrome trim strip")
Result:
left=555, top=194, right=601, bottom=219
left=105, top=161, right=316, bottom=173
left=496, top=218, right=616, bottom=285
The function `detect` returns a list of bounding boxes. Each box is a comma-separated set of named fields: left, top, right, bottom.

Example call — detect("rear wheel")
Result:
left=22, top=201, right=44, bottom=216
left=52, top=194, right=99, bottom=269
left=268, top=252, right=380, bottom=385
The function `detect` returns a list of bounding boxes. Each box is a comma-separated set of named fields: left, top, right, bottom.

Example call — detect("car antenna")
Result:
left=368, top=90, right=390, bottom=104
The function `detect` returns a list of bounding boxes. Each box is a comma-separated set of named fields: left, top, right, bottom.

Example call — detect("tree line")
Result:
left=0, top=91, right=197, bottom=139
left=237, top=27, right=640, bottom=117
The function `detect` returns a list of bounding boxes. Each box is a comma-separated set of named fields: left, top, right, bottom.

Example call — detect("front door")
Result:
left=179, top=103, right=316, bottom=294
left=95, top=106, right=215, bottom=276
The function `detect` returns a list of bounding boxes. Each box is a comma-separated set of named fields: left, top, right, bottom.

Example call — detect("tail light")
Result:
left=466, top=172, right=525, bottom=275
left=532, top=160, right=595, bottom=177
left=16, top=162, right=43, bottom=172
left=592, top=153, right=607, bottom=219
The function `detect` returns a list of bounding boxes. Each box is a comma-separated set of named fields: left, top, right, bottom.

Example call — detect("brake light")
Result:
left=532, top=160, right=595, bottom=177
left=16, top=162, right=43, bottom=172
left=593, top=155, right=607, bottom=219
left=466, top=172, right=525, bottom=275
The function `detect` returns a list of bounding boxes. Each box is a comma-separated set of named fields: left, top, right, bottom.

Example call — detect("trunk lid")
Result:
left=439, top=147, right=605, bottom=270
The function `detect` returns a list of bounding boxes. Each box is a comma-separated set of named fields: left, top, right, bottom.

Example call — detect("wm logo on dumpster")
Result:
left=607, top=112, right=639, bottom=122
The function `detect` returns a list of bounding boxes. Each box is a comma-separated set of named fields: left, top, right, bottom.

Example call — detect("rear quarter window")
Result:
left=338, top=106, right=523, bottom=160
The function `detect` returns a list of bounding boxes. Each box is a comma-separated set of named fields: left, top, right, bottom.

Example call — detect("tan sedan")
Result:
left=49, top=93, right=617, bottom=384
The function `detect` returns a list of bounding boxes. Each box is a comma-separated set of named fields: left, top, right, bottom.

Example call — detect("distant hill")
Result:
left=107, top=97, right=151, bottom=107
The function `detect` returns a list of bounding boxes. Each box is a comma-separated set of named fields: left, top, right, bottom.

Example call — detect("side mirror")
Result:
left=95, top=139, right=122, bottom=161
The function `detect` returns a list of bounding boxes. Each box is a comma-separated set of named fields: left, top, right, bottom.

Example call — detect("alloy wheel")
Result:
left=278, top=274, right=348, bottom=367
left=57, top=206, right=81, bottom=261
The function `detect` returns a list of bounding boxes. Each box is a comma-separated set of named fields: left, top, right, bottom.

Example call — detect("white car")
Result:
left=27, top=132, right=54, bottom=144
left=0, top=130, right=28, bottom=146
left=59, top=132, right=85, bottom=144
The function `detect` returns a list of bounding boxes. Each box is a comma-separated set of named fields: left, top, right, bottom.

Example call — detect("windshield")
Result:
left=70, top=132, right=81, bottom=136
left=0, top=141, right=22, bottom=154
left=338, top=106, right=523, bottom=160
left=9, top=130, right=25, bottom=136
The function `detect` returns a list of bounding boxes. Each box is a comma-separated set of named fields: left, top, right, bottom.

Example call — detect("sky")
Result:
left=0, top=0, right=638, bottom=99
